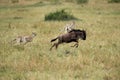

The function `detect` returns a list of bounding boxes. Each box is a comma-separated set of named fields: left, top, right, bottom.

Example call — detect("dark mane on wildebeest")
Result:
left=50, top=29, right=86, bottom=50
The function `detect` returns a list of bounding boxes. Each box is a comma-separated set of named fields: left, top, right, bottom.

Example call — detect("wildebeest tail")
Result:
left=51, top=37, right=58, bottom=42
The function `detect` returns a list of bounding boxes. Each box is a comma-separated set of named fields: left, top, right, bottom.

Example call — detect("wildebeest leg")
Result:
left=50, top=43, right=56, bottom=51
left=55, top=43, right=60, bottom=49
left=71, top=41, right=79, bottom=48
left=50, top=41, right=62, bottom=51
left=75, top=41, right=79, bottom=48
left=50, top=43, right=59, bottom=51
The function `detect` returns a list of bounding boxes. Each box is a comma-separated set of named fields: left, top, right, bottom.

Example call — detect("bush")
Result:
left=76, top=0, right=88, bottom=4
left=65, top=0, right=74, bottom=2
left=45, top=9, right=77, bottom=21
left=11, top=0, right=19, bottom=3
left=52, top=0, right=59, bottom=3
left=108, top=0, right=120, bottom=3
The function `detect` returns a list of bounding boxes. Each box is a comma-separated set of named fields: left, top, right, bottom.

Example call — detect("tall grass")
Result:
left=0, top=0, right=120, bottom=80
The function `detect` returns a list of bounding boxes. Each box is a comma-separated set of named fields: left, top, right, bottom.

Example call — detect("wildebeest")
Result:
left=50, top=29, right=86, bottom=50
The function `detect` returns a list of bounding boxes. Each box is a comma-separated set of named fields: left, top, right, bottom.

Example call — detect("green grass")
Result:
left=0, top=0, right=120, bottom=80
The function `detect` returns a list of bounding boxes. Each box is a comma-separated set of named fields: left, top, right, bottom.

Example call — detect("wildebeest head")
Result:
left=78, top=30, right=86, bottom=40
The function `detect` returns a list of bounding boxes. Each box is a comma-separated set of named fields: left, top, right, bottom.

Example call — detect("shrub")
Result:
left=45, top=9, right=77, bottom=21
left=76, top=0, right=88, bottom=4
left=108, top=0, right=120, bottom=3
left=52, top=0, right=59, bottom=3
left=65, top=0, right=74, bottom=2
left=11, top=0, right=19, bottom=3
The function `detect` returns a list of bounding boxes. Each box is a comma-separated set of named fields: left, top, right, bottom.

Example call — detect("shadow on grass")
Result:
left=13, top=45, right=25, bottom=51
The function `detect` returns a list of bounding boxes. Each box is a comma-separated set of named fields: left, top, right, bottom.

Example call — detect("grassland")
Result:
left=0, top=0, right=120, bottom=80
